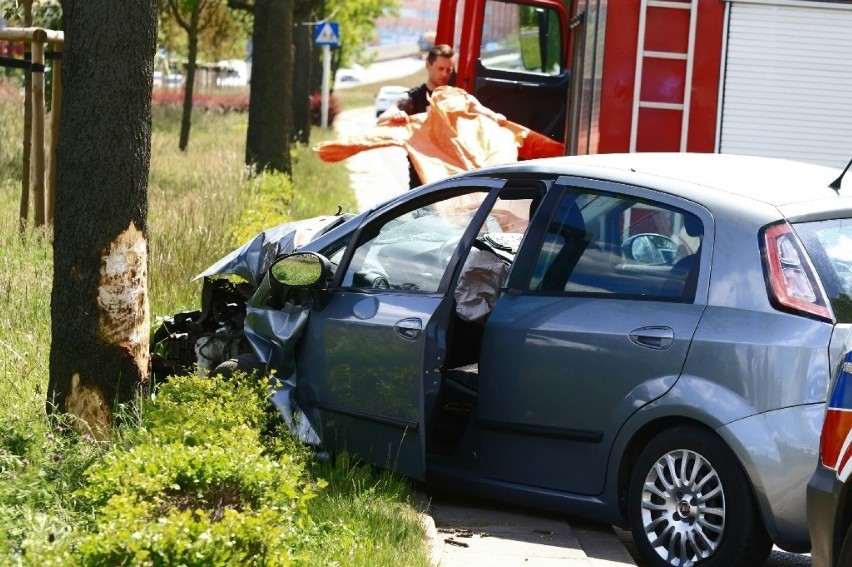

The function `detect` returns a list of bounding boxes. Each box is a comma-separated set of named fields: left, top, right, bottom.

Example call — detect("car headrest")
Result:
left=684, top=213, right=703, bottom=237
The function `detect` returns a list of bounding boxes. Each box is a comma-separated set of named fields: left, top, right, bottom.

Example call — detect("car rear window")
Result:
left=794, top=218, right=852, bottom=323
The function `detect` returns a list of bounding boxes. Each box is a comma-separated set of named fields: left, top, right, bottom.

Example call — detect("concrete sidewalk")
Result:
left=417, top=492, right=638, bottom=567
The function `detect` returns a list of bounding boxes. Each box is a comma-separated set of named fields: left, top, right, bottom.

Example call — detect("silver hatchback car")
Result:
left=240, top=153, right=852, bottom=567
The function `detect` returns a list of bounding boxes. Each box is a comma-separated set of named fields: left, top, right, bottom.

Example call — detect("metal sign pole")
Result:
left=321, top=44, right=330, bottom=128
left=314, top=21, right=339, bottom=129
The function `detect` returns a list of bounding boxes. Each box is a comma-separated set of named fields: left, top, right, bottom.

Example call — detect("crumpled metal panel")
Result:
left=245, top=297, right=322, bottom=445
left=192, top=214, right=350, bottom=284
left=245, top=301, right=309, bottom=370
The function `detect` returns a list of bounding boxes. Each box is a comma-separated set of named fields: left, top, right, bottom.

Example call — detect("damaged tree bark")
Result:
left=48, top=0, right=157, bottom=438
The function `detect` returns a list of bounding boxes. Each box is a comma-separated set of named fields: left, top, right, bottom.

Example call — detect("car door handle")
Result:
left=395, top=318, right=423, bottom=341
left=629, top=326, right=674, bottom=350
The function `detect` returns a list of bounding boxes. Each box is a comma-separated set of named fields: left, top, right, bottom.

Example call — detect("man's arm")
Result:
left=378, top=92, right=415, bottom=123
left=468, top=98, right=506, bottom=124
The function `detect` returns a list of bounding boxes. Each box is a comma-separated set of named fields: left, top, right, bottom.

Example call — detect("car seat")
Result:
left=671, top=214, right=703, bottom=301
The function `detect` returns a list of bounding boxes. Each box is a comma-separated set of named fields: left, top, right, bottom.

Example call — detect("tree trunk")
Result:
left=308, top=0, right=326, bottom=94
left=179, top=5, right=201, bottom=151
left=49, top=0, right=156, bottom=438
left=245, top=0, right=292, bottom=174
left=291, top=21, right=312, bottom=144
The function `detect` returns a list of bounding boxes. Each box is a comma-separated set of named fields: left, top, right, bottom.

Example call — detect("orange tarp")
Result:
left=314, top=86, right=564, bottom=185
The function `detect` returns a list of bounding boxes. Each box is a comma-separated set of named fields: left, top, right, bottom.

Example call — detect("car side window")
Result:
left=529, top=189, right=703, bottom=301
left=341, top=192, right=489, bottom=292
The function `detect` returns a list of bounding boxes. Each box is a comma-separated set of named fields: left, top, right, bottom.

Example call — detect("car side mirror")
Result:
left=269, top=252, right=331, bottom=288
left=623, top=233, right=677, bottom=265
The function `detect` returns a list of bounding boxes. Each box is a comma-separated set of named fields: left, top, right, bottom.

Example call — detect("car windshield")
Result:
left=341, top=193, right=489, bottom=292
left=795, top=217, right=852, bottom=323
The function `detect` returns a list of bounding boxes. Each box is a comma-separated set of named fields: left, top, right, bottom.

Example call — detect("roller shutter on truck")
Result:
left=720, top=0, right=852, bottom=168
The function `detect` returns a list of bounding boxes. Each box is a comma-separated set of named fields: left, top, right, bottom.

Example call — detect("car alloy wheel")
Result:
left=628, top=426, right=771, bottom=567
left=639, top=447, right=723, bottom=565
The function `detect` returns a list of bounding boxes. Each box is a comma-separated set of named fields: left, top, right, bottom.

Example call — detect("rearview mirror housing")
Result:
left=269, top=252, right=331, bottom=288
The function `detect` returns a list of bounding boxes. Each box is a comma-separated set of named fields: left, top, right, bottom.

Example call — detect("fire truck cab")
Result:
left=438, top=0, right=852, bottom=168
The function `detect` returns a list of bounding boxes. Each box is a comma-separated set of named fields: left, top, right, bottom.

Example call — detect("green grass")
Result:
left=0, top=89, right=430, bottom=566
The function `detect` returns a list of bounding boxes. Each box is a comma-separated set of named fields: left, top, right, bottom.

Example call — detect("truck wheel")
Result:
left=628, top=425, right=772, bottom=567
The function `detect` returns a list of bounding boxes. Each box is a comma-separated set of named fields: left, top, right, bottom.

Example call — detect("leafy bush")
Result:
left=28, top=375, right=320, bottom=566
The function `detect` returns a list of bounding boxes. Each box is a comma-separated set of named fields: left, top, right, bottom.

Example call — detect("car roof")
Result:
left=379, top=85, right=407, bottom=93
left=476, top=153, right=852, bottom=211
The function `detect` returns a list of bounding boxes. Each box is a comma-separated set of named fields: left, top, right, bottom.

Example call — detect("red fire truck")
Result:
left=436, top=0, right=852, bottom=168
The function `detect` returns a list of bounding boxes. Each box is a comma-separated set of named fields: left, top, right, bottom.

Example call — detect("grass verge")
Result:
left=0, top=92, right=430, bottom=566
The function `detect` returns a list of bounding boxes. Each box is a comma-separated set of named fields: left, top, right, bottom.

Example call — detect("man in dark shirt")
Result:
left=379, top=43, right=506, bottom=189
left=379, top=44, right=457, bottom=189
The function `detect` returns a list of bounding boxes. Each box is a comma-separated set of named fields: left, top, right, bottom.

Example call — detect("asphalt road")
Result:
left=334, top=105, right=409, bottom=211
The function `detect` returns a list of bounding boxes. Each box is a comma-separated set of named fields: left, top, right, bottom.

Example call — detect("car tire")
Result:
left=628, top=425, right=772, bottom=567
left=210, top=353, right=264, bottom=379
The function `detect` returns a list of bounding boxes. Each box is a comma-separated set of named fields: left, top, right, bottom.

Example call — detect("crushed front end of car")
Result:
left=150, top=213, right=354, bottom=382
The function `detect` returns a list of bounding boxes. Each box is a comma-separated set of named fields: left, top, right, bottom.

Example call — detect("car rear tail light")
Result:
left=762, top=223, right=833, bottom=321
left=820, top=352, right=852, bottom=480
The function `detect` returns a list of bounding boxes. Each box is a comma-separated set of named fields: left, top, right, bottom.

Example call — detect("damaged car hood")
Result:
left=192, top=214, right=354, bottom=284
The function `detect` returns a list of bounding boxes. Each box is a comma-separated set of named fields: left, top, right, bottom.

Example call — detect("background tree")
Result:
left=48, top=0, right=157, bottom=437
left=165, top=0, right=232, bottom=151
left=158, top=0, right=249, bottom=63
left=235, top=0, right=293, bottom=174
left=230, top=0, right=392, bottom=159
left=329, top=0, right=394, bottom=77
left=0, top=0, right=61, bottom=26
left=291, top=0, right=317, bottom=144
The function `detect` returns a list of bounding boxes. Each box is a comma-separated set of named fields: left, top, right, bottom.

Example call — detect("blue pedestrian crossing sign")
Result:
left=314, top=22, right=340, bottom=47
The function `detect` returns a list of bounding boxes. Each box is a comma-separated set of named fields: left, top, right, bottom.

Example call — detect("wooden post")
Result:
left=18, top=2, right=33, bottom=233
left=47, top=44, right=62, bottom=224
left=31, top=29, right=46, bottom=227
left=20, top=47, right=32, bottom=233
left=0, top=26, right=65, bottom=231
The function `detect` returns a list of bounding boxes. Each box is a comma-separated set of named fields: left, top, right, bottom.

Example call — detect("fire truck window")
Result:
left=480, top=0, right=563, bottom=76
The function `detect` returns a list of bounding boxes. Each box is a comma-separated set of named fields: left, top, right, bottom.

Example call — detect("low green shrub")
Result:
left=26, top=375, right=321, bottom=567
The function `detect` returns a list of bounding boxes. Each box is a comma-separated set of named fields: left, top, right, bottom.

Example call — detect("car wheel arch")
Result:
left=607, top=380, right=764, bottom=527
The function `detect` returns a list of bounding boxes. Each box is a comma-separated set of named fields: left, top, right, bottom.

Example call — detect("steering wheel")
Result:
left=353, top=263, right=390, bottom=289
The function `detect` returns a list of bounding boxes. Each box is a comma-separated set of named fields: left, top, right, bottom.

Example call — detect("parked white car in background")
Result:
left=216, top=59, right=250, bottom=87
left=374, top=85, right=407, bottom=117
